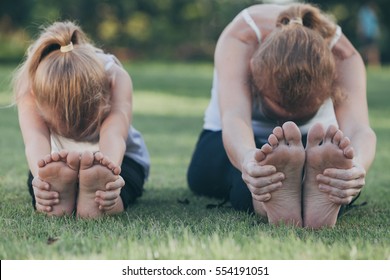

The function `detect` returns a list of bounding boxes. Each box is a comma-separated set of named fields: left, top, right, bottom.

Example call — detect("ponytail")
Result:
left=276, top=3, right=337, bottom=44
left=26, top=21, right=90, bottom=79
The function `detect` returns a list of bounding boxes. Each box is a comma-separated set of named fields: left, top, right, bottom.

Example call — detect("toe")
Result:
left=306, top=123, right=325, bottom=149
left=268, top=134, right=279, bottom=147
left=80, top=151, right=94, bottom=170
left=272, top=126, right=285, bottom=144
left=324, top=125, right=338, bottom=143
left=282, top=121, right=302, bottom=145
left=254, top=148, right=267, bottom=162
left=332, top=130, right=343, bottom=146
left=67, top=151, right=81, bottom=171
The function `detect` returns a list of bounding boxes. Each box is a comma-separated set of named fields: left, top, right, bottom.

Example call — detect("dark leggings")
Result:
left=187, top=130, right=260, bottom=212
left=28, top=156, right=146, bottom=210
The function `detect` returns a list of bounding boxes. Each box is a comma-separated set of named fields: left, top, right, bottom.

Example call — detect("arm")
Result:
left=18, top=93, right=51, bottom=177
left=333, top=35, right=376, bottom=171
left=99, top=64, right=133, bottom=166
left=216, top=16, right=284, bottom=201
left=318, top=35, right=377, bottom=204
left=18, top=87, right=59, bottom=211
left=216, top=32, right=257, bottom=170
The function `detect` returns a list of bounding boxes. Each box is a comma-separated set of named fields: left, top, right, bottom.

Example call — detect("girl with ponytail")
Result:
left=187, top=3, right=376, bottom=229
left=13, top=21, right=150, bottom=218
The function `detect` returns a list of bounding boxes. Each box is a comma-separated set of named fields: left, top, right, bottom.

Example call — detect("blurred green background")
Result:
left=0, top=0, right=389, bottom=64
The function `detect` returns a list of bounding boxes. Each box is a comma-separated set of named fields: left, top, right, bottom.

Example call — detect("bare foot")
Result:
left=255, top=121, right=305, bottom=226
left=303, top=124, right=354, bottom=229
left=77, top=151, right=122, bottom=218
left=37, top=150, right=80, bottom=216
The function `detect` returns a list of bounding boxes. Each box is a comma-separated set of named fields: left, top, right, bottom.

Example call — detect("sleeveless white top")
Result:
left=51, top=52, right=150, bottom=178
left=203, top=9, right=342, bottom=143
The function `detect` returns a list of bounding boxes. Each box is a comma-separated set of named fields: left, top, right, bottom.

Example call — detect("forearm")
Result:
left=99, top=129, right=127, bottom=166
left=334, top=39, right=376, bottom=172
left=18, top=94, right=51, bottom=177
left=99, top=64, right=132, bottom=166
left=24, top=137, right=51, bottom=177
left=222, top=113, right=256, bottom=171
left=98, top=106, right=129, bottom=166
left=346, top=126, right=376, bottom=172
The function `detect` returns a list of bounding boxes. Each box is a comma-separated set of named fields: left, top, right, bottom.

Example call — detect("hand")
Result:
left=241, top=149, right=285, bottom=202
left=316, top=161, right=366, bottom=205
left=32, top=176, right=59, bottom=212
left=95, top=175, right=125, bottom=211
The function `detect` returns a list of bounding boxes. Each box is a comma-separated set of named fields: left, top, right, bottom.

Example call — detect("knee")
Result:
left=187, top=165, right=203, bottom=195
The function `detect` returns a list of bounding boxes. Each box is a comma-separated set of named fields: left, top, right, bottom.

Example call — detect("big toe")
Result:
left=282, top=121, right=302, bottom=145
left=80, top=151, right=94, bottom=170
left=306, top=123, right=325, bottom=149
left=67, top=151, right=81, bottom=171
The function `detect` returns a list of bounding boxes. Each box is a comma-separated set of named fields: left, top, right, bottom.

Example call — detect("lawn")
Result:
left=0, top=62, right=389, bottom=260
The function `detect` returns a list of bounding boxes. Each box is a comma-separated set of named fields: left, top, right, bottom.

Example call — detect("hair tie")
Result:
left=60, top=42, right=74, bottom=53
left=289, top=17, right=303, bottom=25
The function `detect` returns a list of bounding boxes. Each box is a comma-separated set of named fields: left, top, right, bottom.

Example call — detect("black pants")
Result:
left=28, top=156, right=146, bottom=210
left=187, top=130, right=261, bottom=212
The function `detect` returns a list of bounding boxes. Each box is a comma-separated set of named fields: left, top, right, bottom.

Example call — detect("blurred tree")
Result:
left=0, top=0, right=389, bottom=62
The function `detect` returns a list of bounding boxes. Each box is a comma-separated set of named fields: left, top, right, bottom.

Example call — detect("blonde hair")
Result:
left=251, top=4, right=342, bottom=116
left=13, top=21, right=110, bottom=141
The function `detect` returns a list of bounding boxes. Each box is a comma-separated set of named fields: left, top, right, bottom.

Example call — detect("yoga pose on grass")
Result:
left=13, top=21, right=150, bottom=218
left=187, top=3, right=376, bottom=228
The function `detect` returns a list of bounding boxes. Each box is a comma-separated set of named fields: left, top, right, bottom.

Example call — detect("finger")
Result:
left=317, top=176, right=365, bottom=190
left=252, top=193, right=272, bottom=202
left=99, top=204, right=115, bottom=211
left=105, top=176, right=125, bottom=190
left=244, top=172, right=284, bottom=189
left=35, top=197, right=59, bottom=206
left=32, top=177, right=50, bottom=191
left=248, top=181, right=282, bottom=196
left=96, top=198, right=116, bottom=208
left=322, top=167, right=365, bottom=180
left=96, top=190, right=118, bottom=201
left=245, top=163, right=277, bottom=177
left=319, top=184, right=361, bottom=198
left=35, top=203, right=52, bottom=213
left=33, top=187, right=59, bottom=200
left=328, top=195, right=354, bottom=205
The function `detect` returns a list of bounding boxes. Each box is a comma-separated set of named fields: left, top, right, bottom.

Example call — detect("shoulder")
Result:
left=332, top=33, right=358, bottom=61
left=219, top=4, right=285, bottom=45
left=95, top=51, right=121, bottom=71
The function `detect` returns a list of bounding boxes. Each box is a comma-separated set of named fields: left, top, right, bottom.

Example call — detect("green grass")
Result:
left=0, top=62, right=389, bottom=260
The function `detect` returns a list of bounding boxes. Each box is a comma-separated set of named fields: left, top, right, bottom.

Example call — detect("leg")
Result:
left=255, top=122, right=305, bottom=226
left=187, top=130, right=232, bottom=199
left=118, top=156, right=146, bottom=209
left=303, top=124, right=354, bottom=229
left=77, top=151, right=123, bottom=218
left=37, top=150, right=80, bottom=216
left=188, top=130, right=254, bottom=211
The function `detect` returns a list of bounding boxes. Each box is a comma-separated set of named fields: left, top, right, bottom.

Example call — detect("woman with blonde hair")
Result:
left=187, top=3, right=376, bottom=228
left=14, top=21, right=150, bottom=218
